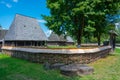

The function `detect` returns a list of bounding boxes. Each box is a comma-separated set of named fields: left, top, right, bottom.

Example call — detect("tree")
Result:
left=43, top=0, right=120, bottom=46
left=86, top=0, right=120, bottom=46
left=43, top=0, right=95, bottom=46
left=115, top=22, right=120, bottom=43
left=0, top=24, right=2, bottom=29
left=83, top=25, right=96, bottom=43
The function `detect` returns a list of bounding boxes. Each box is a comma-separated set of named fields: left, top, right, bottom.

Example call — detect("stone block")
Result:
left=43, top=62, right=51, bottom=70
left=60, top=63, right=94, bottom=76
left=50, top=63, right=65, bottom=69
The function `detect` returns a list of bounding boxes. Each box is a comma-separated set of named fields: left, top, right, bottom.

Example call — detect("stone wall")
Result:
left=2, top=46, right=111, bottom=64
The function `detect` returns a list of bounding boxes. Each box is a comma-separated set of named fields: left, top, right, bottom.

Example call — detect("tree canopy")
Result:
left=43, top=0, right=120, bottom=46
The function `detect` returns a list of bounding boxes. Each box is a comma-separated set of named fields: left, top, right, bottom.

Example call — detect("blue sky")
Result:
left=0, top=0, right=51, bottom=36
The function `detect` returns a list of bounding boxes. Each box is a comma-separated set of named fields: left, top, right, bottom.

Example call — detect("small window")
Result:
left=24, top=25, right=26, bottom=27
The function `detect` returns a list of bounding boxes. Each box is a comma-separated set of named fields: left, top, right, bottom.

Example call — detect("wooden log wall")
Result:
left=2, top=47, right=111, bottom=64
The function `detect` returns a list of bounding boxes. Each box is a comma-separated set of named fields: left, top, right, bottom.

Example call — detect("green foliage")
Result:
left=84, top=26, right=96, bottom=33
left=47, top=45, right=76, bottom=48
left=43, top=0, right=120, bottom=45
left=115, top=24, right=120, bottom=43
left=43, top=0, right=96, bottom=45
left=0, top=24, right=1, bottom=27
left=82, top=36, right=98, bottom=43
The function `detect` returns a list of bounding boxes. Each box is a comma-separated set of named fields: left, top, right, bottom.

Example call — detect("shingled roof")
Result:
left=66, top=36, right=74, bottom=42
left=0, top=29, right=8, bottom=40
left=48, top=32, right=66, bottom=42
left=48, top=32, right=74, bottom=43
left=4, top=14, right=48, bottom=41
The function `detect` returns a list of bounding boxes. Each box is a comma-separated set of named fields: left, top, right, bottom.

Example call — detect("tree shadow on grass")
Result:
left=0, top=54, right=77, bottom=80
left=108, top=54, right=116, bottom=56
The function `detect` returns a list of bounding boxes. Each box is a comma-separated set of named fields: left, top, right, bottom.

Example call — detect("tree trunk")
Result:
left=97, top=32, right=101, bottom=46
left=77, top=27, right=82, bottom=47
left=77, top=16, right=84, bottom=47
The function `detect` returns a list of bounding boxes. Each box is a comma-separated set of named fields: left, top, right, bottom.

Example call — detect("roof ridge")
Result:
left=15, top=13, right=37, bottom=20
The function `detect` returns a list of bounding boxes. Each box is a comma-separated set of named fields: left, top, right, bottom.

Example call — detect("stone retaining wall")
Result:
left=2, top=46, right=111, bottom=64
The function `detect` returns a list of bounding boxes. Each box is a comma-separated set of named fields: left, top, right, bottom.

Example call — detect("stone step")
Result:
left=60, top=63, right=94, bottom=76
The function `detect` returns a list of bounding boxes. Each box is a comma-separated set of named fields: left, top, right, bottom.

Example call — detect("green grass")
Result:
left=0, top=54, right=74, bottom=80
left=0, top=48, right=120, bottom=80
left=47, top=45, right=77, bottom=49
left=79, top=48, right=120, bottom=80
left=47, top=45, right=96, bottom=49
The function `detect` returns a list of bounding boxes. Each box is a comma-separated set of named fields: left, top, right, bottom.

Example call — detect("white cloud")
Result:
left=6, top=3, right=12, bottom=8
left=45, top=30, right=52, bottom=37
left=13, top=0, right=18, bottom=3
left=37, top=19, right=47, bottom=23
left=0, top=0, right=18, bottom=8
left=0, top=1, right=12, bottom=8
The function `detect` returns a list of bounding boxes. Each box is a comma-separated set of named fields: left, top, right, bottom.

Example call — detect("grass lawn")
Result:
left=47, top=45, right=77, bottom=49
left=0, top=48, right=120, bottom=80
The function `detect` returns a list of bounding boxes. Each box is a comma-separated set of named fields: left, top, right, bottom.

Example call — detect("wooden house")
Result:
left=0, top=28, right=8, bottom=50
left=66, top=36, right=74, bottom=45
left=4, top=14, right=48, bottom=47
left=47, top=32, right=66, bottom=46
left=47, top=32, right=74, bottom=46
